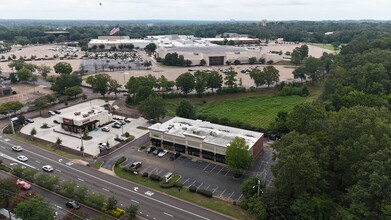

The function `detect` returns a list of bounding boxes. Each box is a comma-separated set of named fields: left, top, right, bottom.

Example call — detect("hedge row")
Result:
left=149, top=174, right=162, bottom=182
left=115, top=156, right=126, bottom=167
left=101, top=205, right=125, bottom=218
left=197, top=188, right=213, bottom=198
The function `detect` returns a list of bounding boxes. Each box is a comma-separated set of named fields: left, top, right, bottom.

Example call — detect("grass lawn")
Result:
left=90, top=161, right=103, bottom=169
left=136, top=126, right=148, bottom=130
left=7, top=134, right=83, bottom=160
left=314, top=43, right=336, bottom=51
left=114, top=166, right=253, bottom=219
left=165, top=86, right=321, bottom=129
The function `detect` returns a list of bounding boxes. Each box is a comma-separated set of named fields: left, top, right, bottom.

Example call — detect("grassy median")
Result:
left=114, top=166, right=253, bottom=220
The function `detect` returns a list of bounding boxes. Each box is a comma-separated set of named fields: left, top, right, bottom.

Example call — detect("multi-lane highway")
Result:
left=0, top=135, right=233, bottom=220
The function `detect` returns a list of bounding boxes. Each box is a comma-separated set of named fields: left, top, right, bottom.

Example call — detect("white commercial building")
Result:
left=148, top=117, right=264, bottom=163
left=59, top=106, right=112, bottom=133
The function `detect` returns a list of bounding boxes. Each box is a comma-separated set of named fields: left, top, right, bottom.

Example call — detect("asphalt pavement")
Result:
left=0, top=135, right=233, bottom=220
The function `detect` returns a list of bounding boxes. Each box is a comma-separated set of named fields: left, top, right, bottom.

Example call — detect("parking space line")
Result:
left=205, top=184, right=211, bottom=190
left=212, top=187, right=219, bottom=193
left=189, top=180, right=196, bottom=187
left=197, top=182, right=203, bottom=189
left=217, top=167, right=224, bottom=174
left=182, top=178, right=190, bottom=184
left=224, top=170, right=230, bottom=176
left=237, top=194, right=243, bottom=202
left=139, top=166, right=151, bottom=173
left=227, top=192, right=235, bottom=200
left=155, top=169, right=162, bottom=175
left=150, top=168, right=157, bottom=173
left=203, top=163, right=211, bottom=171
left=210, top=164, right=218, bottom=172
left=219, top=189, right=226, bottom=197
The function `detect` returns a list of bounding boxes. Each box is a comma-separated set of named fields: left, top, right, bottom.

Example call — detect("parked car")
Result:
left=112, top=123, right=122, bottom=128
left=129, top=161, right=142, bottom=169
left=118, top=120, right=126, bottom=125
left=98, top=143, right=109, bottom=151
left=42, top=165, right=54, bottom=172
left=48, top=111, right=56, bottom=116
left=53, top=120, right=60, bottom=124
left=170, top=152, right=181, bottom=160
left=153, top=148, right=163, bottom=156
left=16, top=179, right=31, bottom=190
left=66, top=201, right=81, bottom=209
left=101, top=127, right=110, bottom=132
left=54, top=110, right=61, bottom=114
left=158, top=150, right=168, bottom=157
left=12, top=145, right=23, bottom=152
left=146, top=146, right=156, bottom=154
left=17, top=155, right=28, bottom=162
left=114, top=136, right=125, bottom=142
left=124, top=118, right=131, bottom=123
left=25, top=119, right=34, bottom=123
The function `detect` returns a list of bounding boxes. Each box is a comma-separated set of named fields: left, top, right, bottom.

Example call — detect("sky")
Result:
left=0, top=0, right=390, bottom=21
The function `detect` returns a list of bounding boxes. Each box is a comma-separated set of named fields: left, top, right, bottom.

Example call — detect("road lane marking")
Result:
left=144, top=191, right=154, bottom=196
left=189, top=180, right=196, bottom=187
left=4, top=139, right=9, bottom=142
left=205, top=184, right=211, bottom=190
left=78, top=178, right=84, bottom=182
left=0, top=151, right=36, bottom=169
left=203, top=163, right=210, bottom=171
left=134, top=187, right=138, bottom=192
left=182, top=178, right=190, bottom=184
left=102, top=188, right=110, bottom=192
left=55, top=169, right=61, bottom=173
left=209, top=164, right=218, bottom=172
left=237, top=194, right=243, bottom=202
left=35, top=160, right=41, bottom=164
left=164, top=212, right=174, bottom=217
left=0, top=139, right=211, bottom=220
left=197, top=182, right=203, bottom=189
left=131, top=199, right=139, bottom=204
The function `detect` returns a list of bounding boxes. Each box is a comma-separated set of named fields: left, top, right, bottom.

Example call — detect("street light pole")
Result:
left=7, top=113, right=15, bottom=134
left=257, top=179, right=261, bottom=198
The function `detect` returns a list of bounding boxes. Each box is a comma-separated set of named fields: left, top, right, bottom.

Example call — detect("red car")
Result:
left=16, top=179, right=31, bottom=190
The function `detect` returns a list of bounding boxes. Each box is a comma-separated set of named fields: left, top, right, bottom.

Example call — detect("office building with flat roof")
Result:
left=148, top=117, right=264, bottom=163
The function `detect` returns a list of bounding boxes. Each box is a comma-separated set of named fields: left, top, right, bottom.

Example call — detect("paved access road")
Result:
left=0, top=171, right=107, bottom=219
left=0, top=135, right=233, bottom=220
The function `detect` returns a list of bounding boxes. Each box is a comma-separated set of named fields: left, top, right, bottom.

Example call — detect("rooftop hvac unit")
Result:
left=82, top=114, right=89, bottom=118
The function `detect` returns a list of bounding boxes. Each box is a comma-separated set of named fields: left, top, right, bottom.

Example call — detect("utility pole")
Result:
left=7, top=113, right=15, bottom=134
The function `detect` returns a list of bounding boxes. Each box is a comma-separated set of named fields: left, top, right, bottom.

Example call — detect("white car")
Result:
left=48, top=111, right=56, bottom=116
left=12, top=146, right=23, bottom=152
left=158, top=150, right=168, bottom=158
left=42, top=165, right=54, bottom=172
left=17, top=155, right=28, bottom=162
left=101, top=127, right=110, bottom=132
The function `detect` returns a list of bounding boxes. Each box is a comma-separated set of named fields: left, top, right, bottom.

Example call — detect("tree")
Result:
left=135, top=86, right=154, bottom=103
left=51, top=74, right=82, bottom=94
left=199, top=59, right=206, bottom=66
left=224, top=67, right=238, bottom=88
left=0, top=101, right=23, bottom=115
left=194, top=71, right=208, bottom=95
left=32, top=94, right=56, bottom=116
left=225, top=137, right=252, bottom=175
left=122, top=204, right=138, bottom=220
left=291, top=49, right=302, bottom=66
left=0, top=178, right=20, bottom=208
left=249, top=70, right=265, bottom=88
left=303, top=56, right=323, bottom=85
left=30, top=128, right=37, bottom=138
left=108, top=79, right=122, bottom=98
left=14, top=195, right=55, bottom=220
left=138, top=95, right=166, bottom=122
left=16, top=67, right=33, bottom=82
left=86, top=74, right=111, bottom=96
left=143, top=61, right=152, bottom=69
left=249, top=57, right=257, bottom=64
left=233, top=60, right=241, bottom=65
left=176, top=100, right=196, bottom=119
left=298, top=44, right=309, bottom=60
left=56, top=137, right=62, bottom=145
left=145, top=43, right=157, bottom=52
left=207, top=71, right=223, bottom=92
left=38, top=64, right=51, bottom=79
left=176, top=72, right=195, bottom=95
left=62, top=209, right=89, bottom=220
left=106, top=196, right=117, bottom=210
left=64, top=86, right=83, bottom=98
left=126, top=76, right=141, bottom=98
left=260, top=65, right=280, bottom=87
left=157, top=75, right=169, bottom=91
left=292, top=66, right=307, bottom=83
left=98, top=44, right=105, bottom=50
left=54, top=62, right=73, bottom=74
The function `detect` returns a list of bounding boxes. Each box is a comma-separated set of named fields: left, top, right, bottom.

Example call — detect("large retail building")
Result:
left=148, top=117, right=264, bottom=163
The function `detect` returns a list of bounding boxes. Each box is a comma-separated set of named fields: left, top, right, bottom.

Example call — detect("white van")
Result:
left=164, top=172, right=173, bottom=183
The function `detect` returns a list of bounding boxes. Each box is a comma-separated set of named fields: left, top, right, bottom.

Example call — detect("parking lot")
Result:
left=118, top=143, right=274, bottom=202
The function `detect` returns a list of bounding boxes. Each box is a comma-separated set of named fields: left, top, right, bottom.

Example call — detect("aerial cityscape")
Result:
left=0, top=0, right=390, bottom=220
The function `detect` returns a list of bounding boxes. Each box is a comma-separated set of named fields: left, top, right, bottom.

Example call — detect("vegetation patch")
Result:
left=136, top=126, right=148, bottom=130
left=90, top=161, right=103, bottom=169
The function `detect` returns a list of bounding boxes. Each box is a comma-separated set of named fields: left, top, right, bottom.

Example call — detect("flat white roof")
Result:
left=149, top=117, right=263, bottom=149
left=61, top=106, right=107, bottom=122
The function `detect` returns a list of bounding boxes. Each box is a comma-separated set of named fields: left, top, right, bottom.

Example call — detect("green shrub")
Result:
left=0, top=163, right=11, bottom=172
left=149, top=174, right=162, bottom=182
left=124, top=132, right=130, bottom=137
left=3, top=125, right=13, bottom=134
left=189, top=185, right=197, bottom=193
left=197, top=188, right=213, bottom=198
left=174, top=181, right=184, bottom=188
left=159, top=181, right=175, bottom=188
left=101, top=205, right=125, bottom=218
left=142, top=172, right=148, bottom=177
left=115, top=156, right=126, bottom=167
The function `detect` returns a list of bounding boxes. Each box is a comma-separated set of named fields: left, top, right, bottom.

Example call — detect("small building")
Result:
left=59, top=106, right=112, bottom=133
left=148, top=117, right=264, bottom=163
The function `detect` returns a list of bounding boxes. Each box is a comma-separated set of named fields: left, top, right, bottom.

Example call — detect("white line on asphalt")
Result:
left=224, top=170, right=230, bottom=176
left=164, top=212, right=174, bottom=217
left=55, top=169, right=61, bottom=173
left=219, top=189, right=226, bottom=197
left=203, top=163, right=210, bottom=171
left=212, top=187, right=219, bottom=193
left=182, top=178, right=190, bottom=184
left=131, top=199, right=139, bottom=204
left=102, top=188, right=110, bottom=192
left=78, top=178, right=84, bottom=182
left=0, top=139, right=211, bottom=220
left=227, top=192, right=235, bottom=200
left=0, top=151, right=36, bottom=169
left=217, top=167, right=224, bottom=174
left=205, top=184, right=211, bottom=190
left=209, top=165, right=217, bottom=172
left=237, top=194, right=243, bottom=202
left=35, top=160, right=41, bottom=164
left=150, top=167, right=157, bottom=173
left=189, top=180, right=196, bottom=187
left=197, top=182, right=203, bottom=189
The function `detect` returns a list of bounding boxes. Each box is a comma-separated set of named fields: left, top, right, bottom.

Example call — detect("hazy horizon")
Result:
left=0, top=0, right=390, bottom=21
